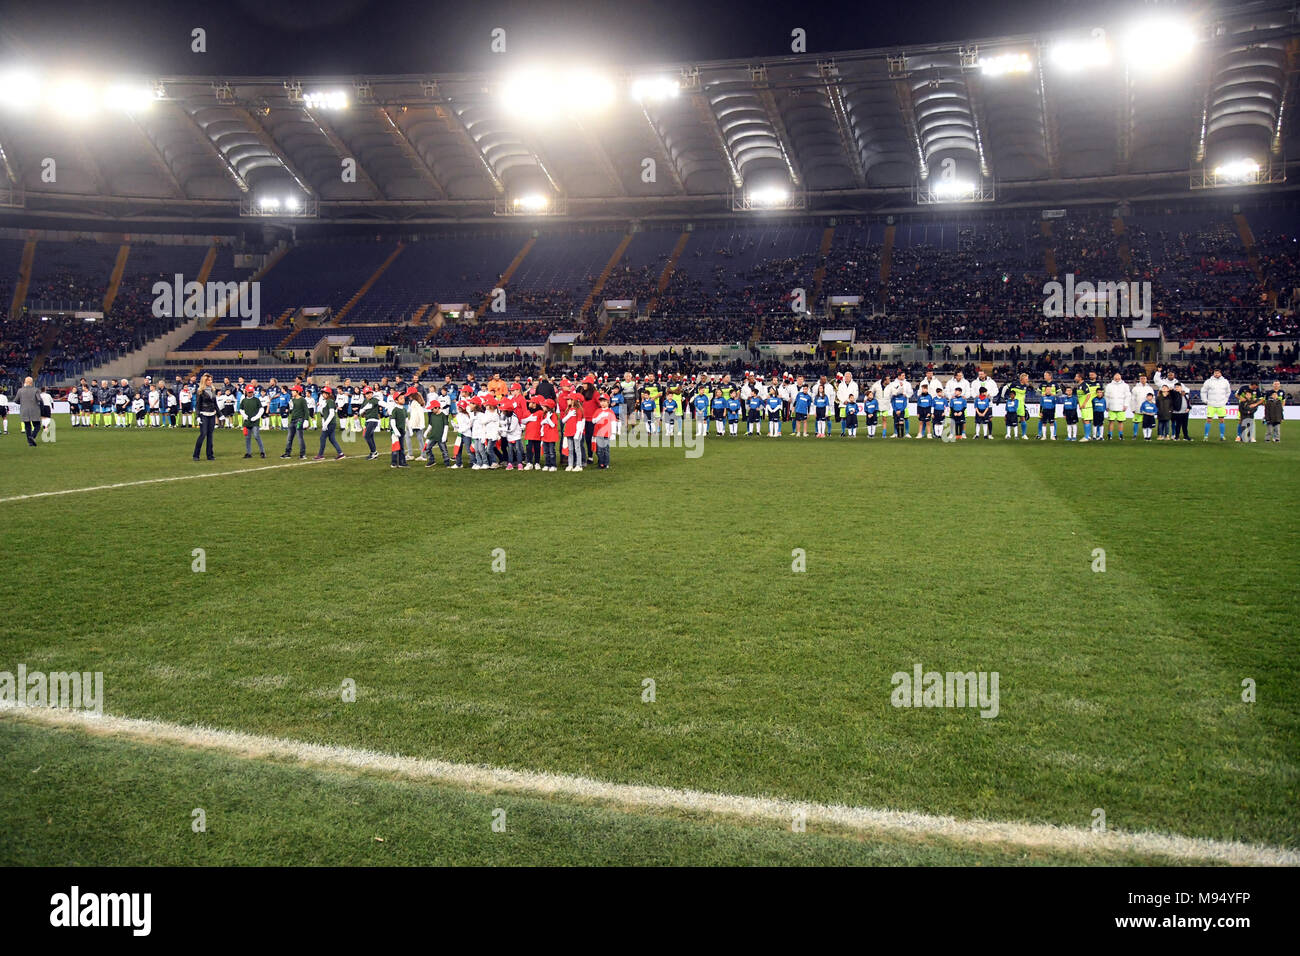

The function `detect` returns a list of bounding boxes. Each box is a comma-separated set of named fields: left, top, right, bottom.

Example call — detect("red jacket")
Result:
left=592, top=409, right=616, bottom=438
left=540, top=411, right=559, bottom=443
left=522, top=408, right=542, bottom=441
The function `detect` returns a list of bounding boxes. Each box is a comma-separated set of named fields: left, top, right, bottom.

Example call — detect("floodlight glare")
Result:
left=0, top=70, right=40, bottom=112
left=979, top=52, right=1032, bottom=77
left=1049, top=33, right=1112, bottom=72
left=103, top=82, right=155, bottom=112
left=747, top=186, right=789, bottom=206
left=1214, top=159, right=1260, bottom=183
left=631, top=76, right=680, bottom=102
left=50, top=78, right=98, bottom=118
left=259, top=196, right=281, bottom=210
left=1124, top=18, right=1196, bottom=73
left=511, top=194, right=549, bottom=211
left=501, top=68, right=615, bottom=119
left=284, top=195, right=300, bottom=211
left=304, top=90, right=348, bottom=110
left=931, top=179, right=976, bottom=199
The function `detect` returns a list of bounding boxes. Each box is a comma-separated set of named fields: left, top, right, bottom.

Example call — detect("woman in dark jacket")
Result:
left=192, top=374, right=218, bottom=460
left=1168, top=384, right=1191, bottom=441
left=1155, top=385, right=1173, bottom=440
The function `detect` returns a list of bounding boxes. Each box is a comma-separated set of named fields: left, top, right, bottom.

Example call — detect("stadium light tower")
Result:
left=0, top=70, right=40, bottom=112
left=303, top=90, right=348, bottom=110
left=1049, top=30, right=1112, bottom=72
left=978, top=52, right=1032, bottom=77
left=102, top=82, right=156, bottom=112
left=49, top=77, right=98, bottom=119
left=500, top=68, right=615, bottom=120
left=630, top=76, right=680, bottom=102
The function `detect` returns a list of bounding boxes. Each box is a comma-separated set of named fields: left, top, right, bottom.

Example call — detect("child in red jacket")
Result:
left=539, top=398, right=560, bottom=471
left=592, top=393, right=616, bottom=469
left=522, top=397, right=542, bottom=470
left=562, top=397, right=585, bottom=471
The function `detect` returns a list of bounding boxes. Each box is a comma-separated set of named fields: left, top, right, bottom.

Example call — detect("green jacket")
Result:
left=360, top=396, right=381, bottom=421
left=390, top=404, right=407, bottom=433
left=427, top=410, right=448, bottom=441
left=239, top=395, right=263, bottom=423
left=289, top=396, right=308, bottom=424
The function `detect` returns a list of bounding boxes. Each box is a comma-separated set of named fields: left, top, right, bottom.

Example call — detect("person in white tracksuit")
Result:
left=1129, top=375, right=1155, bottom=440
left=970, top=372, right=997, bottom=407
left=947, top=373, right=970, bottom=408
left=836, top=373, right=858, bottom=436
left=1201, top=370, right=1232, bottom=440
left=406, top=389, right=426, bottom=459
left=1103, top=374, right=1131, bottom=440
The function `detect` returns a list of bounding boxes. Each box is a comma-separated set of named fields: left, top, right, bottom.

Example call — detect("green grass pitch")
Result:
left=1, top=422, right=1297, bottom=865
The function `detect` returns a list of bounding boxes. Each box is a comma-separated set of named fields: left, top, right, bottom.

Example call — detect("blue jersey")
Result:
left=916, top=394, right=933, bottom=412
left=845, top=401, right=859, bottom=416
left=932, top=396, right=948, bottom=414
left=725, top=398, right=741, bottom=419
left=814, top=395, right=829, bottom=412
left=611, top=391, right=625, bottom=410
left=890, top=394, right=908, bottom=413
left=975, top=397, right=991, bottom=413
left=1092, top=397, right=1107, bottom=414
left=1060, top=395, right=1078, bottom=413
left=692, top=393, right=708, bottom=414
left=663, top=397, right=678, bottom=415
left=793, top=392, right=812, bottom=415
left=641, top=398, right=656, bottom=415
left=711, top=397, right=726, bottom=415
left=1040, top=393, right=1056, bottom=411
left=1004, top=395, right=1019, bottom=415
left=747, top=397, right=762, bottom=414
left=766, top=396, right=782, bottom=415
left=950, top=396, right=967, bottom=413
left=864, top=399, right=879, bottom=415
left=1140, top=400, right=1157, bottom=416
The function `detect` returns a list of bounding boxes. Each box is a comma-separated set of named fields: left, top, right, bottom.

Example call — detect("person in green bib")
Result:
left=240, top=385, right=265, bottom=458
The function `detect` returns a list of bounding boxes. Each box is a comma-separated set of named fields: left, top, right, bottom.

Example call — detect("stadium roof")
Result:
left=1, top=0, right=1297, bottom=225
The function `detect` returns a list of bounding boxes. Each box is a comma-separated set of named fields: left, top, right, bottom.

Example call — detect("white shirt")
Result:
left=1103, top=380, right=1131, bottom=412
left=1201, top=376, right=1232, bottom=407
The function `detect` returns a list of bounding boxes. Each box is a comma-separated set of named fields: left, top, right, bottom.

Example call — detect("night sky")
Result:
left=0, top=0, right=1206, bottom=76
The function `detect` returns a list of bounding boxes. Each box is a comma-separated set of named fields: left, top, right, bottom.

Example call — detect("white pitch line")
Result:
left=3, top=703, right=1294, bottom=865
left=0, top=456, right=351, bottom=504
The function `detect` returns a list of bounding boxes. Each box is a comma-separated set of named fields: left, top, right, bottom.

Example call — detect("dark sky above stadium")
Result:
left=1, top=0, right=1207, bottom=76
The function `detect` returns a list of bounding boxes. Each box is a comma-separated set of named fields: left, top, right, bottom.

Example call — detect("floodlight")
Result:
left=304, top=90, right=348, bottom=110
left=284, top=195, right=300, bottom=211
left=0, top=70, right=40, bottom=112
left=631, top=76, right=680, bottom=102
left=1049, top=33, right=1112, bottom=72
left=978, top=52, right=1032, bottom=77
left=511, top=194, right=549, bottom=211
left=931, top=179, right=975, bottom=200
left=103, top=82, right=155, bottom=112
left=1123, top=18, right=1196, bottom=73
left=1213, top=159, right=1260, bottom=183
left=50, top=77, right=98, bottom=118
left=501, top=68, right=615, bottom=119
left=747, top=186, right=789, bottom=206
left=259, top=196, right=281, bottom=210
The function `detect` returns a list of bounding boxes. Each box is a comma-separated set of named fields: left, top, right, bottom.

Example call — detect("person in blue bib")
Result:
left=792, top=386, right=812, bottom=437
left=725, top=395, right=741, bottom=435
left=662, top=393, right=679, bottom=437
left=1139, top=396, right=1158, bottom=440
left=766, top=393, right=783, bottom=436
left=949, top=388, right=967, bottom=439
left=915, top=386, right=933, bottom=438
left=711, top=390, right=727, bottom=437
left=931, top=387, right=947, bottom=439
left=813, top=387, right=831, bottom=438
left=641, top=395, right=658, bottom=434
left=1038, top=389, right=1058, bottom=441
left=974, top=388, right=993, bottom=438
left=1060, top=387, right=1079, bottom=440
left=1091, top=393, right=1108, bottom=437
left=692, top=390, right=708, bottom=438
left=843, top=398, right=859, bottom=437
left=746, top=394, right=762, bottom=436
left=890, top=391, right=908, bottom=438
left=863, top=392, right=880, bottom=438
left=1003, top=388, right=1019, bottom=439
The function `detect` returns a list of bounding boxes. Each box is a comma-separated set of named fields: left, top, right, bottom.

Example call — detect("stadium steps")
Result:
left=196, top=244, right=218, bottom=285
left=809, top=225, right=835, bottom=307
left=580, top=232, right=634, bottom=318
left=204, top=334, right=228, bottom=351
left=273, top=308, right=297, bottom=328
left=332, top=243, right=406, bottom=326
left=1041, top=221, right=1058, bottom=277
left=28, top=320, right=61, bottom=377
left=101, top=243, right=130, bottom=313
left=1112, top=217, right=1132, bottom=273
left=1233, top=213, right=1268, bottom=299
left=410, top=303, right=432, bottom=326
left=1093, top=315, right=1108, bottom=342
left=252, top=244, right=290, bottom=282
left=477, top=237, right=536, bottom=316
left=9, top=238, right=36, bottom=318
left=646, top=230, right=691, bottom=313
left=876, top=225, right=895, bottom=309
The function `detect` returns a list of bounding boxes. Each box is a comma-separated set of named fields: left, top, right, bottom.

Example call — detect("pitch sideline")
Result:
left=2, top=702, right=1294, bottom=865
left=0, top=456, right=356, bottom=504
